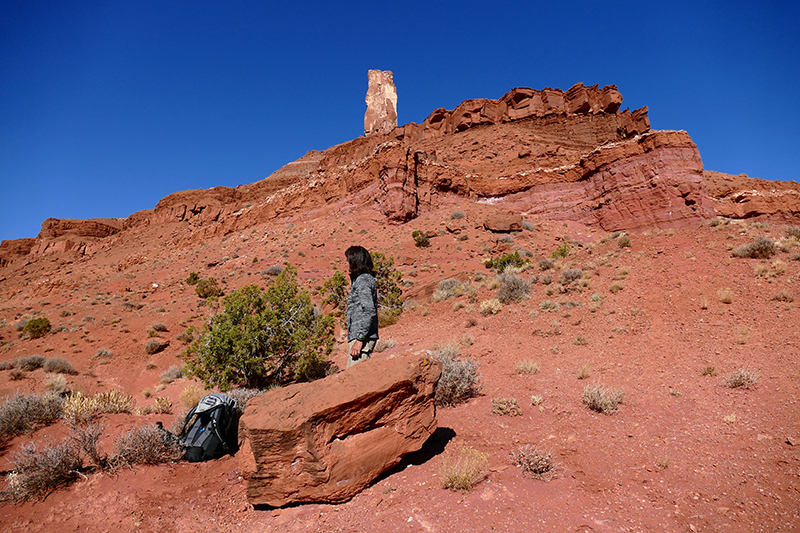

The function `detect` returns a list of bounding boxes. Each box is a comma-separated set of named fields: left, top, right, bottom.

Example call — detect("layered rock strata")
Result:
left=364, top=70, right=398, bottom=136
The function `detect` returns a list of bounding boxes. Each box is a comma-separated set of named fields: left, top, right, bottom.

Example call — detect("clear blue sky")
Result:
left=1, top=1, right=798, bottom=242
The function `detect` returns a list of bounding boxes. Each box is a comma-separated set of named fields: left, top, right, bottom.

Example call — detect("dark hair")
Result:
left=345, top=245, right=373, bottom=277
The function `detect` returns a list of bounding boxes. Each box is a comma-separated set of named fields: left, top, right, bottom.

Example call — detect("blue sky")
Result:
left=1, top=1, right=798, bottom=242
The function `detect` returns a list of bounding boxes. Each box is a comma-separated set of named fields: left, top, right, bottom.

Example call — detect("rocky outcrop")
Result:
left=0, top=238, right=36, bottom=267
left=238, top=351, right=441, bottom=507
left=364, top=70, right=398, bottom=137
left=704, top=171, right=800, bottom=219
left=37, top=218, right=123, bottom=240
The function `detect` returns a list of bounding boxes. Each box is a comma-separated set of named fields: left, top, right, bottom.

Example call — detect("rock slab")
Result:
left=238, top=351, right=441, bottom=507
left=364, top=69, right=397, bottom=136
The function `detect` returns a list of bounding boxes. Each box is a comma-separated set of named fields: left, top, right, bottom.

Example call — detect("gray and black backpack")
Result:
left=178, top=393, right=238, bottom=462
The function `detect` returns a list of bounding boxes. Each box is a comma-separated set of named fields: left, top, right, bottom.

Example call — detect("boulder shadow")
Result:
left=375, top=426, right=456, bottom=483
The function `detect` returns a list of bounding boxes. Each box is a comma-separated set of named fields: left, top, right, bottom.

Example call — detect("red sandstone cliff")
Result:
left=2, top=82, right=797, bottom=266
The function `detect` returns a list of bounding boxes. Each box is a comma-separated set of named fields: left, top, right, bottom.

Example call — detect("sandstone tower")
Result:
left=364, top=70, right=397, bottom=136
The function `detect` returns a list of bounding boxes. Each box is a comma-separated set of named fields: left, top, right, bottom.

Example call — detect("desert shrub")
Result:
left=531, top=394, right=544, bottom=406
left=0, top=393, right=64, bottom=443
left=541, top=273, right=553, bottom=285
left=484, top=251, right=530, bottom=273
left=433, top=344, right=481, bottom=407
left=522, top=220, right=535, bottom=231
left=16, top=355, right=45, bottom=371
left=480, top=299, right=502, bottom=316
left=93, top=348, right=113, bottom=359
left=195, top=277, right=223, bottom=298
left=717, top=288, right=734, bottom=304
left=67, top=421, right=108, bottom=469
left=786, top=226, right=800, bottom=239
left=412, top=230, right=430, bottom=248
left=183, top=265, right=335, bottom=391
left=450, top=210, right=465, bottom=220
left=9, top=369, right=26, bottom=380
left=491, top=397, right=522, bottom=416
left=2, top=440, right=83, bottom=502
left=700, top=365, right=717, bottom=377
left=432, top=278, right=465, bottom=302
left=583, top=384, right=624, bottom=414
left=112, top=424, right=182, bottom=466
left=511, top=446, right=556, bottom=480
left=179, top=383, right=206, bottom=409
left=22, top=318, right=51, bottom=339
left=552, top=242, right=571, bottom=259
left=176, top=330, right=194, bottom=344
left=559, top=268, right=583, bottom=286
left=371, top=252, right=405, bottom=327
left=573, top=337, right=589, bottom=346
left=539, top=300, right=559, bottom=312
left=772, top=291, right=795, bottom=302
left=617, top=235, right=632, bottom=248
left=538, top=258, right=554, bottom=271
left=43, top=357, right=78, bottom=375
left=62, top=390, right=136, bottom=423
left=144, top=339, right=166, bottom=355
left=137, top=397, right=173, bottom=415
left=227, top=387, right=268, bottom=415
left=499, top=234, right=514, bottom=244
left=497, top=274, right=530, bottom=304
left=732, top=237, right=777, bottom=259
left=576, top=364, right=592, bottom=379
left=186, top=272, right=200, bottom=285
left=724, top=368, right=759, bottom=389
left=321, top=270, right=348, bottom=313
left=262, top=265, right=284, bottom=277
left=438, top=446, right=488, bottom=492
left=45, top=374, right=69, bottom=395
left=515, top=360, right=539, bottom=375
left=0, top=361, right=14, bottom=371
left=160, top=365, right=184, bottom=384
left=150, top=323, right=168, bottom=332
left=609, top=283, right=624, bottom=294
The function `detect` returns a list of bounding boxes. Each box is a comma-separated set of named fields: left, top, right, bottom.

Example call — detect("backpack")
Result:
left=178, top=393, right=238, bottom=462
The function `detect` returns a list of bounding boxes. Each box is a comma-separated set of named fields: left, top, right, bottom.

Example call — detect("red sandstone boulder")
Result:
left=238, top=351, right=441, bottom=507
left=483, top=211, right=523, bottom=232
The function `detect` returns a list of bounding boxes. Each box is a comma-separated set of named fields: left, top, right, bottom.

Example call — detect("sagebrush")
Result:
left=433, top=344, right=481, bottom=407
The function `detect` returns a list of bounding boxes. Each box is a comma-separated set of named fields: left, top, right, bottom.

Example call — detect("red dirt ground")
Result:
left=1, top=202, right=799, bottom=532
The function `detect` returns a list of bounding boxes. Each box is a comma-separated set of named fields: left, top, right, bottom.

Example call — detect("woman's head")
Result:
left=345, top=245, right=373, bottom=276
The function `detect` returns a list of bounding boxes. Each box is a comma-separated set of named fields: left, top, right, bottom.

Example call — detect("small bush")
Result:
left=515, top=360, right=539, bottom=375
left=700, top=365, right=717, bottom=377
left=724, top=368, right=759, bottom=389
left=617, top=235, right=632, bottom=249
left=539, top=300, right=559, bottom=312
left=374, top=338, right=397, bottom=353
left=150, top=323, right=168, bottom=332
left=62, top=390, right=136, bottom=423
left=412, top=230, right=431, bottom=248
left=112, top=424, right=182, bottom=465
left=226, top=387, right=267, bottom=415
left=491, top=397, right=522, bottom=416
left=262, top=265, right=284, bottom=278
left=93, top=348, right=113, bottom=359
left=522, top=220, right=535, bottom=231
left=0, top=393, right=64, bottom=443
left=772, top=291, right=794, bottom=302
left=43, top=357, right=78, bottom=375
left=9, top=368, right=26, bottom=380
left=195, top=277, right=223, bottom=298
left=530, top=395, right=543, bottom=406
left=576, top=364, right=592, bottom=380
left=45, top=374, right=69, bottom=395
left=786, top=226, right=800, bottom=239
left=438, top=446, right=488, bottom=492
left=137, top=397, right=173, bottom=415
left=609, top=283, right=624, bottom=294
left=511, top=446, right=556, bottom=480
left=497, top=274, right=530, bottom=304
left=573, top=337, right=589, bottom=346
left=22, top=318, right=51, bottom=339
left=450, top=210, right=465, bottom=220
left=432, top=279, right=465, bottom=302
left=583, top=384, right=624, bottom=414
left=16, top=355, right=45, bottom=371
left=732, top=237, right=776, bottom=259
left=433, top=345, right=482, bottom=407
left=559, top=268, right=583, bottom=286
left=2, top=440, right=83, bottom=502
left=186, top=272, right=200, bottom=285
left=176, top=330, right=194, bottom=344
left=160, top=365, right=184, bottom=384
left=552, top=242, right=571, bottom=259
left=717, top=288, right=734, bottom=304
left=538, top=258, right=554, bottom=271
left=480, top=299, right=502, bottom=316
left=541, top=274, right=553, bottom=285
left=484, top=251, right=530, bottom=273
left=144, top=339, right=167, bottom=355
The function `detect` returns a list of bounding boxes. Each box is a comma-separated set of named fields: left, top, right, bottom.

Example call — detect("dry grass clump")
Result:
left=43, top=357, right=78, bottom=375
left=582, top=384, right=624, bottom=414
left=717, top=288, right=734, bottom=304
left=515, top=360, right=539, bottom=375
left=227, top=387, right=267, bottom=415
left=491, top=397, right=522, bottom=416
left=432, top=279, right=465, bottom=302
left=700, top=365, right=718, bottom=377
left=732, top=237, right=776, bottom=259
left=112, top=424, right=182, bottom=466
left=609, top=283, right=624, bottom=294
left=438, top=445, right=488, bottom=492
left=176, top=331, right=194, bottom=344
left=497, top=274, right=531, bottom=304
left=576, top=364, right=592, bottom=380
left=785, top=225, right=800, bottom=239
left=373, top=338, right=397, bottom=353
left=137, top=397, right=173, bottom=415
left=62, top=390, right=136, bottom=423
left=724, top=368, right=759, bottom=389
left=480, top=299, right=502, bottom=316
left=159, top=364, right=184, bottom=385
left=93, top=348, right=113, bottom=359
left=0, top=393, right=64, bottom=443
left=433, top=344, right=482, bottom=407
left=511, top=446, right=556, bottom=480
left=530, top=394, right=543, bottom=406
left=559, top=268, right=583, bottom=286
left=617, top=234, right=632, bottom=249
left=772, top=291, right=795, bottom=302
left=45, top=374, right=69, bottom=395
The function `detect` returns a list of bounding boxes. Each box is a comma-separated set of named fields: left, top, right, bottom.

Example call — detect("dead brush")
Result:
left=438, top=445, right=488, bottom=492
left=0, top=392, right=64, bottom=444
left=1, top=440, right=83, bottom=502
left=511, top=445, right=556, bottom=480
left=432, top=279, right=465, bottom=303
left=433, top=344, right=482, bottom=407
left=582, top=384, right=624, bottom=414
left=497, top=274, right=531, bottom=304
left=137, top=396, right=173, bottom=415
left=724, top=368, right=759, bottom=389
left=111, top=424, right=182, bottom=466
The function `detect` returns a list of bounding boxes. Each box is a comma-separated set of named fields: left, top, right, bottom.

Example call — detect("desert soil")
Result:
left=1, top=203, right=799, bottom=532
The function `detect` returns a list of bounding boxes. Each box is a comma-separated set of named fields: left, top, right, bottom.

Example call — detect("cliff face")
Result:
left=2, top=82, right=796, bottom=266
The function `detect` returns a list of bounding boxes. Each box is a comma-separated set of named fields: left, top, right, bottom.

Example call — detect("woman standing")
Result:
left=345, top=245, right=379, bottom=368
